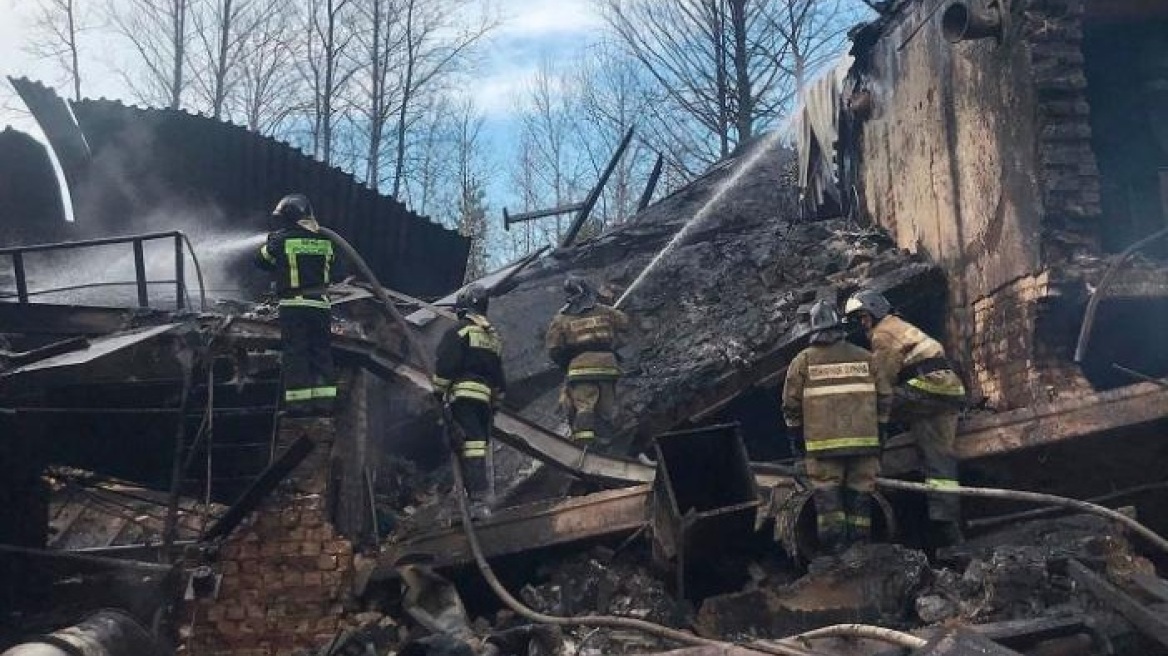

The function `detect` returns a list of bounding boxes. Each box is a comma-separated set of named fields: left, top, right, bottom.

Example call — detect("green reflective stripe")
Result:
left=284, top=238, right=333, bottom=288
left=260, top=244, right=276, bottom=264
left=568, top=367, right=621, bottom=379
left=279, top=297, right=331, bottom=309
left=312, top=386, right=337, bottom=399
left=817, top=511, right=846, bottom=527
left=462, top=440, right=488, bottom=458
left=907, top=377, right=966, bottom=396
left=458, top=326, right=502, bottom=354
left=431, top=376, right=452, bottom=391
left=285, top=389, right=314, bottom=402
left=926, top=478, right=960, bottom=489
left=847, top=515, right=873, bottom=527
left=574, top=430, right=596, bottom=441
left=451, top=381, right=492, bottom=403
left=805, top=436, right=880, bottom=452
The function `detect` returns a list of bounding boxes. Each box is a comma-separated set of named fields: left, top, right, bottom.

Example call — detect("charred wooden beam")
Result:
left=376, top=485, right=652, bottom=574
left=0, top=543, right=174, bottom=574
left=1067, top=559, right=1168, bottom=650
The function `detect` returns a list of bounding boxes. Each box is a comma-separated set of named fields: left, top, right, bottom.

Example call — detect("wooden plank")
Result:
left=377, top=485, right=652, bottom=573
left=1129, top=572, right=1168, bottom=605
left=1068, top=559, right=1168, bottom=650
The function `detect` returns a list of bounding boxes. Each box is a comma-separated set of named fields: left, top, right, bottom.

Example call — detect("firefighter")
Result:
left=255, top=193, right=337, bottom=417
left=432, top=284, right=505, bottom=515
left=844, top=289, right=968, bottom=547
left=546, top=275, right=629, bottom=449
left=784, top=300, right=891, bottom=554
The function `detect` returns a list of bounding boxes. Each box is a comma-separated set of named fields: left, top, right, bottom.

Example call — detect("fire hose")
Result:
left=319, top=227, right=832, bottom=655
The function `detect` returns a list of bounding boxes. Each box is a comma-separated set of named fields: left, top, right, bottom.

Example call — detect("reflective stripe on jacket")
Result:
left=783, top=340, right=891, bottom=458
left=546, top=304, right=628, bottom=381
left=870, top=315, right=966, bottom=403
left=256, top=219, right=334, bottom=308
left=433, top=312, right=506, bottom=404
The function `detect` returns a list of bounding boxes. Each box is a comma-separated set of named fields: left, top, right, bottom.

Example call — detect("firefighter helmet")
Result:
left=564, top=275, right=595, bottom=301
left=271, top=193, right=314, bottom=222
left=844, top=289, right=892, bottom=320
left=808, top=300, right=843, bottom=334
left=455, top=284, right=490, bottom=315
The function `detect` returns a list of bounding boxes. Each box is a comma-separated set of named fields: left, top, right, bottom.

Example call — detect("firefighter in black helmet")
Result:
left=546, top=275, right=629, bottom=450
left=255, top=193, right=337, bottom=416
left=784, top=300, right=891, bottom=554
left=432, top=284, right=506, bottom=516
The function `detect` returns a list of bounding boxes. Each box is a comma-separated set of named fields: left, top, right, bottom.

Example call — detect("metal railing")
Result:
left=0, top=230, right=200, bottom=310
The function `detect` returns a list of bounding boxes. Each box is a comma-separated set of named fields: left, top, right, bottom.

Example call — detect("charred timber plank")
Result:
left=881, top=383, right=1168, bottom=475
left=0, top=543, right=174, bottom=574
left=1067, top=559, right=1168, bottom=650
left=377, top=485, right=651, bottom=572
left=1129, top=572, right=1168, bottom=605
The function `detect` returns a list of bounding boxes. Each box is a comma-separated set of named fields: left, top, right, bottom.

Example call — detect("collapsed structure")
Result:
left=3, top=0, right=1168, bottom=654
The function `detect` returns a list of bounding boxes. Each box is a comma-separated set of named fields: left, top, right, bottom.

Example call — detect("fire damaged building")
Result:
left=5, top=0, right=1168, bottom=655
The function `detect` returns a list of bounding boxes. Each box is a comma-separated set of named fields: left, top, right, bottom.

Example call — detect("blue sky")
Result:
left=0, top=0, right=604, bottom=212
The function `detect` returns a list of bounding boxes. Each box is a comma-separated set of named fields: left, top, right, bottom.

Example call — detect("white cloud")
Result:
left=493, top=0, right=603, bottom=38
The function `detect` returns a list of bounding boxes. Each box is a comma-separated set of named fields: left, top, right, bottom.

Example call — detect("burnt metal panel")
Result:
left=14, top=80, right=468, bottom=299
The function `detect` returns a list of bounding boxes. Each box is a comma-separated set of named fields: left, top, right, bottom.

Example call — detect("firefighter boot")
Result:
left=461, top=451, right=491, bottom=520
left=846, top=490, right=874, bottom=545
left=813, top=488, right=848, bottom=556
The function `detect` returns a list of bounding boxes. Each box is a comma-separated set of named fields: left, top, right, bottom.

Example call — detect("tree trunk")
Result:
left=729, top=0, right=751, bottom=145
left=67, top=0, right=81, bottom=101
left=170, top=0, right=187, bottom=109
left=366, top=0, right=382, bottom=189
left=212, top=0, right=233, bottom=120
left=391, top=0, right=416, bottom=199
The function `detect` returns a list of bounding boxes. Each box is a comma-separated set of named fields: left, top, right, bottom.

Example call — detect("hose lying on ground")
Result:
left=763, top=624, right=927, bottom=650
left=876, top=477, right=1168, bottom=557
left=447, top=452, right=820, bottom=656
left=321, top=227, right=820, bottom=656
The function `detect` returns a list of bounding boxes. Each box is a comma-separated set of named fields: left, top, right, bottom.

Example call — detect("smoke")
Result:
left=14, top=203, right=268, bottom=307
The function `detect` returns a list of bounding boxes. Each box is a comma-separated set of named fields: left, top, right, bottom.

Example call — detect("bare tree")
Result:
left=189, top=0, right=282, bottom=120
left=299, top=0, right=358, bottom=164
left=516, top=60, right=587, bottom=243
left=598, top=0, right=802, bottom=172
left=235, top=1, right=300, bottom=134
left=108, top=0, right=192, bottom=109
left=387, top=0, right=496, bottom=198
left=767, top=0, right=858, bottom=95
left=574, top=49, right=654, bottom=225
left=25, top=0, right=89, bottom=101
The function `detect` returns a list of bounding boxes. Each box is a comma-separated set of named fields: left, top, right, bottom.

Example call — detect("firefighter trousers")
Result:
left=450, top=399, right=492, bottom=501
left=561, top=379, right=617, bottom=446
left=805, top=455, right=880, bottom=550
left=910, top=410, right=961, bottom=522
left=279, top=305, right=337, bottom=414
left=895, top=389, right=963, bottom=524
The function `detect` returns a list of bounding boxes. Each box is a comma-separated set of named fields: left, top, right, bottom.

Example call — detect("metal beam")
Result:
left=503, top=203, right=586, bottom=230
left=203, top=435, right=315, bottom=541
left=560, top=127, right=635, bottom=248
left=637, top=155, right=665, bottom=212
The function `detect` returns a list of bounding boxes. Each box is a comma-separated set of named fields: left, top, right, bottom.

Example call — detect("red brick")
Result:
left=303, top=571, right=323, bottom=586
left=225, top=604, right=246, bottom=621
left=301, top=541, right=322, bottom=557
left=317, top=554, right=338, bottom=571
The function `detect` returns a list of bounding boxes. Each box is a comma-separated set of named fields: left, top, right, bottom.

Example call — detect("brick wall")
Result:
left=1027, top=0, right=1103, bottom=256
left=186, top=421, right=361, bottom=656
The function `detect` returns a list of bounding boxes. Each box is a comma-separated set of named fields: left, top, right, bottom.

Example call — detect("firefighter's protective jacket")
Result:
left=545, top=304, right=629, bottom=382
left=870, top=315, right=966, bottom=403
left=783, top=340, right=891, bottom=458
left=432, top=313, right=506, bottom=404
left=255, top=218, right=334, bottom=309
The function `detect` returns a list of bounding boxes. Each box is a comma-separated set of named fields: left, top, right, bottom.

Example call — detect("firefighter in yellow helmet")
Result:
left=546, top=275, right=629, bottom=449
left=432, top=284, right=506, bottom=517
left=845, top=289, right=968, bottom=548
left=784, top=300, right=891, bottom=554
